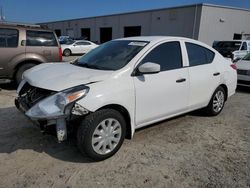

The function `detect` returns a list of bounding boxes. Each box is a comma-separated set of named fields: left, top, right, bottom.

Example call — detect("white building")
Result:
left=40, top=3, right=250, bottom=45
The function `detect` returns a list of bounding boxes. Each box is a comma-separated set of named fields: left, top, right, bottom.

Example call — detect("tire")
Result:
left=204, top=86, right=226, bottom=116
left=63, top=49, right=71, bottom=56
left=15, top=63, right=36, bottom=84
left=77, top=109, right=126, bottom=161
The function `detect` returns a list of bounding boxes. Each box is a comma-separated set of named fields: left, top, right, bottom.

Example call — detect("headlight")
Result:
left=17, top=79, right=27, bottom=94
left=26, top=85, right=89, bottom=119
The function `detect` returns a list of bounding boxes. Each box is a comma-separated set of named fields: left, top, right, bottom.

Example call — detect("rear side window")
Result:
left=26, top=30, right=57, bottom=46
left=186, top=43, right=215, bottom=66
left=141, top=41, right=183, bottom=71
left=0, top=28, right=18, bottom=48
left=76, top=42, right=91, bottom=45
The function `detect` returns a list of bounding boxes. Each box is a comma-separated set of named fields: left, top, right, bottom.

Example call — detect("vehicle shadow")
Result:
left=236, top=86, right=250, bottom=93
left=0, top=82, right=17, bottom=91
left=0, top=106, right=95, bottom=163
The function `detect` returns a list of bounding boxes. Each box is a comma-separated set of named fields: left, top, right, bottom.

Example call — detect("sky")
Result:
left=0, top=0, right=250, bottom=23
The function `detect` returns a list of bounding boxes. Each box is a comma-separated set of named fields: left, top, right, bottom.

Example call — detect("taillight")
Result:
left=58, top=47, right=62, bottom=62
left=230, top=63, right=237, bottom=70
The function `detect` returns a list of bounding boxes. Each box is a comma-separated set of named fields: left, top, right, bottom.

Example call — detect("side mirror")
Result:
left=135, top=62, right=160, bottom=76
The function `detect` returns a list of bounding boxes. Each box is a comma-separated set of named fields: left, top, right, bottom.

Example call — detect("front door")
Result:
left=134, top=41, right=189, bottom=126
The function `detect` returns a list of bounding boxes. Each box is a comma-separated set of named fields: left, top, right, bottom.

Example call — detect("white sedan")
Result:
left=16, top=36, right=237, bottom=161
left=236, top=53, right=250, bottom=87
left=61, top=40, right=98, bottom=56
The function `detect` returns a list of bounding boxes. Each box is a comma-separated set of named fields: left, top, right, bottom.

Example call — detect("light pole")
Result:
left=0, top=6, right=5, bottom=22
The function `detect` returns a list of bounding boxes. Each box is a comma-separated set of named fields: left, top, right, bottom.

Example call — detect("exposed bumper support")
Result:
left=56, top=118, right=67, bottom=142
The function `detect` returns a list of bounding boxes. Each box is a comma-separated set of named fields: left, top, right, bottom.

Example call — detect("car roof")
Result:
left=0, top=23, right=52, bottom=32
left=215, top=40, right=250, bottom=42
left=75, top=40, right=91, bottom=42
left=115, top=36, right=219, bottom=54
left=115, top=36, right=197, bottom=43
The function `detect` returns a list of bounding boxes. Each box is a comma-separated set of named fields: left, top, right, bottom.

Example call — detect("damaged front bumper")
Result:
left=15, top=96, right=69, bottom=142
left=15, top=81, right=89, bottom=142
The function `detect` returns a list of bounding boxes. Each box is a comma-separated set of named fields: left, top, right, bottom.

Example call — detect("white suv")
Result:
left=15, top=36, right=237, bottom=161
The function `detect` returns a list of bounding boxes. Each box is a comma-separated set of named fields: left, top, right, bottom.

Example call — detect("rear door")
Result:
left=134, top=41, right=189, bottom=126
left=185, top=42, right=220, bottom=110
left=0, top=28, right=25, bottom=77
left=25, top=30, right=60, bottom=62
left=74, top=41, right=93, bottom=54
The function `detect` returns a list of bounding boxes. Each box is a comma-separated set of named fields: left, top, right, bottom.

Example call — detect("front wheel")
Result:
left=204, top=86, right=226, bottom=116
left=77, top=109, right=126, bottom=161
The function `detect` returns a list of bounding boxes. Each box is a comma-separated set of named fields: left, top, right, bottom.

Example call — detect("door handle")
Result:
left=176, top=78, right=186, bottom=83
left=213, top=72, right=220, bottom=76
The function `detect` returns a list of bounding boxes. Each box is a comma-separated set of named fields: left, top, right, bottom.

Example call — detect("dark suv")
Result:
left=0, top=22, right=62, bottom=84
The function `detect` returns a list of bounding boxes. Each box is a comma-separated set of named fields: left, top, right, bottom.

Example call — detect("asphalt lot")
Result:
left=0, top=60, right=249, bottom=187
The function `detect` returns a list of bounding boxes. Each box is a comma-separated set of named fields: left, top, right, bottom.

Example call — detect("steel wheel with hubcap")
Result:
left=92, top=118, right=122, bottom=155
left=77, top=109, right=126, bottom=161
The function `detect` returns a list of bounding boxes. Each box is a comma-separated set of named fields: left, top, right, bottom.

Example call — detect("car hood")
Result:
left=23, top=63, right=112, bottom=91
left=236, top=60, right=250, bottom=70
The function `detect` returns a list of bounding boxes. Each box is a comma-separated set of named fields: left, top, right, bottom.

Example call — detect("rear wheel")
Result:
left=63, top=49, right=71, bottom=56
left=204, top=86, right=226, bottom=116
left=77, top=109, right=126, bottom=161
left=15, top=63, right=36, bottom=84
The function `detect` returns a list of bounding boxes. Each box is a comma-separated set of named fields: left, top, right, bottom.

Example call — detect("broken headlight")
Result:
left=26, top=85, right=89, bottom=119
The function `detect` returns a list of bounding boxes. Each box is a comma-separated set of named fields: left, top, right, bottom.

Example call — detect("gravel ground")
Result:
left=62, top=55, right=81, bottom=62
left=0, top=84, right=249, bottom=188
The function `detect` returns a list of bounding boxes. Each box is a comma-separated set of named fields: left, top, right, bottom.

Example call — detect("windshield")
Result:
left=75, top=40, right=148, bottom=70
left=213, top=41, right=241, bottom=51
left=242, top=53, right=250, bottom=61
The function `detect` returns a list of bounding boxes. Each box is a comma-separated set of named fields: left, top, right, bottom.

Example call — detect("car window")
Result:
left=241, top=42, right=247, bottom=50
left=76, top=42, right=91, bottom=45
left=76, top=40, right=148, bottom=70
left=26, top=30, right=57, bottom=46
left=186, top=42, right=215, bottom=66
left=0, top=28, right=18, bottom=48
left=140, top=41, right=183, bottom=71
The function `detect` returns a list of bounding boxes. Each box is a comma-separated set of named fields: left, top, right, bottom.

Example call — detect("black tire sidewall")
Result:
left=63, top=49, right=71, bottom=56
left=77, top=109, right=126, bottom=161
left=16, top=63, right=36, bottom=84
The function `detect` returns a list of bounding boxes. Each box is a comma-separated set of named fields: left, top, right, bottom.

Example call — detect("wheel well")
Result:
left=14, top=60, right=41, bottom=77
left=98, top=104, right=132, bottom=139
left=220, top=84, right=228, bottom=101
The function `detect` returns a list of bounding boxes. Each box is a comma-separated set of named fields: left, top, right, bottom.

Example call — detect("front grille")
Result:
left=237, top=69, right=249, bottom=75
left=238, top=80, right=250, bottom=86
left=18, top=83, right=55, bottom=109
